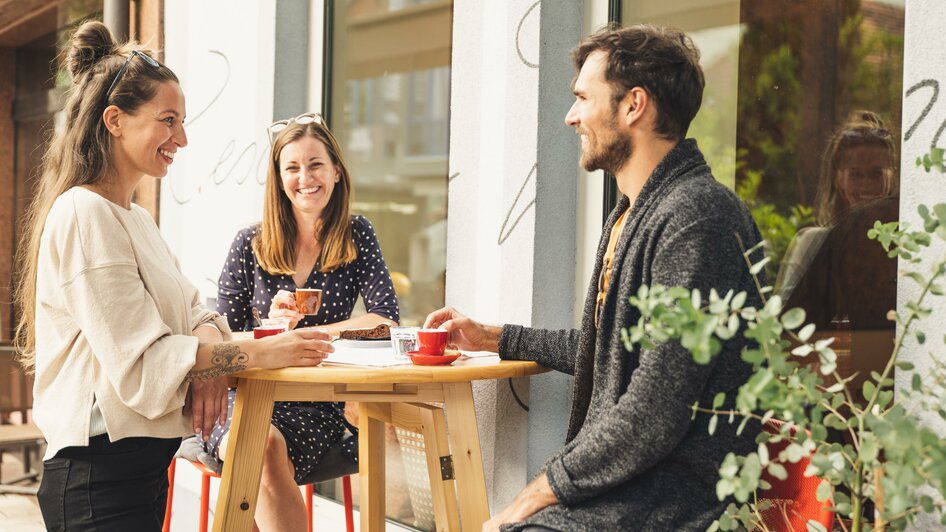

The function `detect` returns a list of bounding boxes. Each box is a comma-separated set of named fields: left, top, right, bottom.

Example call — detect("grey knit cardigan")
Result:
left=499, top=139, right=764, bottom=531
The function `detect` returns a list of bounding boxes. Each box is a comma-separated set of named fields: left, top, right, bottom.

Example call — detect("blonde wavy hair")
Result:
left=252, top=121, right=357, bottom=275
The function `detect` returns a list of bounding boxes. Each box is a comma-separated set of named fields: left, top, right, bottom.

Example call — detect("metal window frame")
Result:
left=321, top=0, right=335, bottom=126
left=602, top=0, right=622, bottom=226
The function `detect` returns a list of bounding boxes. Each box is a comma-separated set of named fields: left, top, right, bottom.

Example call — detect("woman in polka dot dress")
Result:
left=206, top=115, right=399, bottom=531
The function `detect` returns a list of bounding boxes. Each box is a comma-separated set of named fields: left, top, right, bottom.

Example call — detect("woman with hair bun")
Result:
left=14, top=21, right=333, bottom=530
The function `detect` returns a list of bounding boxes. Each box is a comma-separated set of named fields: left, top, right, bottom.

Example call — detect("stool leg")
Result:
left=163, top=459, right=176, bottom=532
left=200, top=471, right=211, bottom=532
left=343, top=475, right=354, bottom=532
left=305, top=484, right=314, bottom=532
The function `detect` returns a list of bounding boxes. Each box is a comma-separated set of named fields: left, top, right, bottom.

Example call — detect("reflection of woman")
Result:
left=776, top=111, right=898, bottom=298
left=814, top=110, right=898, bottom=226
left=15, top=22, right=330, bottom=530
left=209, top=115, right=399, bottom=531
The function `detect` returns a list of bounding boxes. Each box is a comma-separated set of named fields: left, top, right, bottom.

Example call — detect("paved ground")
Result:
left=0, top=451, right=43, bottom=532
left=0, top=451, right=416, bottom=531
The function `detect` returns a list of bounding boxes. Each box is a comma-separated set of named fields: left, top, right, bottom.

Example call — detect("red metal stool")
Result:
left=163, top=457, right=355, bottom=532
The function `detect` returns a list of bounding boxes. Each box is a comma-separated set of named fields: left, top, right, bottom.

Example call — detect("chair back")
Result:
left=758, top=421, right=835, bottom=531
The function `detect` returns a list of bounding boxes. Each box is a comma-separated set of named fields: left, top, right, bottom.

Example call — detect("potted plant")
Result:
left=623, top=198, right=946, bottom=531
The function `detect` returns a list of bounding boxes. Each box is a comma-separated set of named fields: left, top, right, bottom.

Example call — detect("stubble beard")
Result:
left=581, top=128, right=632, bottom=175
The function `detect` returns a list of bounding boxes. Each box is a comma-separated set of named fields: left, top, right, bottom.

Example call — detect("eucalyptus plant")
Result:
left=622, top=203, right=946, bottom=531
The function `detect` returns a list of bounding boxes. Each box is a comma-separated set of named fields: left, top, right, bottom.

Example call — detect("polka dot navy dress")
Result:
left=205, top=215, right=399, bottom=483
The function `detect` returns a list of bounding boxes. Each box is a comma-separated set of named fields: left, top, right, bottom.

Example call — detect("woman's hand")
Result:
left=184, top=376, right=228, bottom=441
left=255, top=327, right=334, bottom=368
left=269, top=289, right=304, bottom=329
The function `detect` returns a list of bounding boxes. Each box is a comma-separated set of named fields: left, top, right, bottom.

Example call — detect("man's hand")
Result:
left=423, top=307, right=502, bottom=352
left=184, top=376, right=228, bottom=440
left=482, top=474, right=559, bottom=532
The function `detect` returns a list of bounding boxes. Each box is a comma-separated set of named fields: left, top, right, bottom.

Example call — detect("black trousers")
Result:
left=37, top=434, right=181, bottom=532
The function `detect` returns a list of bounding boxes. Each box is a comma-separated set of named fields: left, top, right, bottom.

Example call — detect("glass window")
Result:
left=320, top=1, right=453, bottom=529
left=621, top=0, right=905, bottom=401
left=330, top=0, right=452, bottom=329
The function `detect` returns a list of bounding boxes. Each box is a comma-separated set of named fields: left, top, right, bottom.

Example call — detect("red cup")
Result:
left=253, top=326, right=283, bottom=339
left=416, top=329, right=448, bottom=355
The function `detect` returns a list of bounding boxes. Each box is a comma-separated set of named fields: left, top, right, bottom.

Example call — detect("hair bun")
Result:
left=66, top=21, right=117, bottom=79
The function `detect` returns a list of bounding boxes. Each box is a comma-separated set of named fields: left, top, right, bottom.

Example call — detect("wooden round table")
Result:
left=214, top=356, right=547, bottom=532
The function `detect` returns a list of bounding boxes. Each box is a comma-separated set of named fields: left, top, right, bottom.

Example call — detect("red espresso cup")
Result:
left=253, top=326, right=284, bottom=339
left=416, top=329, right=448, bottom=356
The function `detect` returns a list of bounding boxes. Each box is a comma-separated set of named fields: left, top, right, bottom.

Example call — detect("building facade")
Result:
left=4, top=0, right=945, bottom=529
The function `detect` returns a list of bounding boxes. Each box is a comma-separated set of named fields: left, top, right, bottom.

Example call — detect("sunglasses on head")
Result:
left=840, top=127, right=890, bottom=140
left=103, top=50, right=162, bottom=106
left=267, top=112, right=326, bottom=144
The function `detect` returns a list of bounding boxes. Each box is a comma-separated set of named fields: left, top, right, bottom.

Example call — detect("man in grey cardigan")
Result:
left=425, top=24, right=763, bottom=531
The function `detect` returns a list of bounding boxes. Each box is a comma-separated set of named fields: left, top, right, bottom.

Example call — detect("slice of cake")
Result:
left=338, top=323, right=391, bottom=340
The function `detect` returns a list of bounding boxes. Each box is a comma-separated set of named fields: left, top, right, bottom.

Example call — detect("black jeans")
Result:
left=37, top=434, right=181, bottom=532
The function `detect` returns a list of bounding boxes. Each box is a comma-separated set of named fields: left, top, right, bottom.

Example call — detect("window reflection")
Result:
left=323, top=1, right=452, bottom=528
left=622, top=0, right=904, bottom=405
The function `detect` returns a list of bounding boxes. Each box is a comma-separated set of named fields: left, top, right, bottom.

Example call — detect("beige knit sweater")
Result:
left=34, top=187, right=230, bottom=460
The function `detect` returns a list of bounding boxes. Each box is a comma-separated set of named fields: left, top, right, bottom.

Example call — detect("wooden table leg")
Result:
left=443, top=383, right=490, bottom=530
left=417, top=404, right=461, bottom=532
left=359, top=402, right=386, bottom=532
left=212, top=379, right=276, bottom=532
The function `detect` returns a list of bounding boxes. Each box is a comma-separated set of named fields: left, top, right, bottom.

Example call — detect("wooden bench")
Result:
left=0, top=423, right=44, bottom=494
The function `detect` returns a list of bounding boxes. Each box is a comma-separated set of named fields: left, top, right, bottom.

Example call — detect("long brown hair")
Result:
left=815, top=110, right=898, bottom=226
left=252, top=121, right=357, bottom=275
left=13, top=21, right=178, bottom=372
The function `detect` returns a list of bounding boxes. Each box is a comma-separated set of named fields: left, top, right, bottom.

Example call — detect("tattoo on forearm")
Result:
left=186, top=343, right=249, bottom=382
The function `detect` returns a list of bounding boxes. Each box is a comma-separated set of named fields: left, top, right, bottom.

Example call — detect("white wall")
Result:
left=447, top=0, right=585, bottom=510
left=446, top=0, right=539, bottom=510
left=899, top=0, right=946, bottom=526
left=160, top=0, right=277, bottom=303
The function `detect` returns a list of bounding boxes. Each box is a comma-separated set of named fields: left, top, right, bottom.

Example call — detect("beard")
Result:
left=580, top=125, right=632, bottom=174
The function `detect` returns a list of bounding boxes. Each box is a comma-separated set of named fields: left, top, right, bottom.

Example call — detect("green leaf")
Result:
left=912, top=373, right=922, bottom=391
left=916, top=330, right=927, bottom=345
left=783, top=443, right=805, bottom=463
left=713, top=392, right=726, bottom=409
left=806, top=520, right=828, bottom=532
left=731, top=291, right=747, bottom=310
left=749, top=256, right=771, bottom=275
left=863, top=380, right=876, bottom=401
left=798, top=323, right=816, bottom=342
left=933, top=147, right=946, bottom=164
left=792, top=344, right=814, bottom=357
left=904, top=271, right=926, bottom=287
left=708, top=414, right=718, bottom=435
left=815, top=479, right=832, bottom=502
left=896, top=361, right=915, bottom=371
left=736, top=415, right=749, bottom=435
left=934, top=203, right=946, bottom=223
left=767, top=462, right=788, bottom=481
left=780, top=308, right=806, bottom=330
